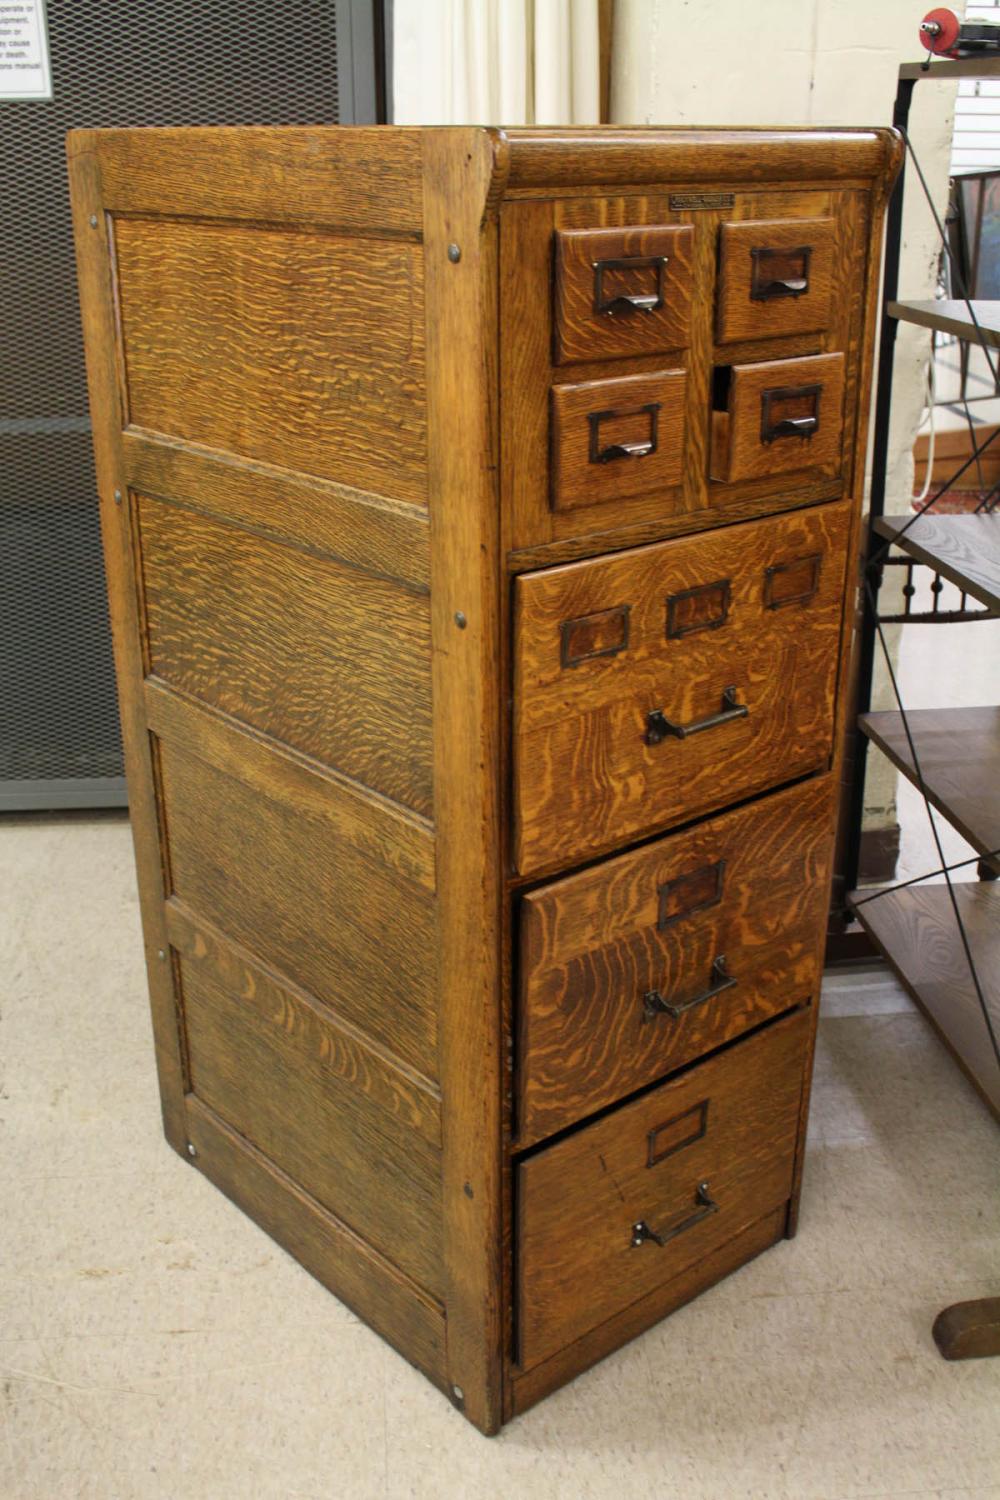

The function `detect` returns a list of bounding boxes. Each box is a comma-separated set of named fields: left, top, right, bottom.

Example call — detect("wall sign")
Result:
left=0, top=1, right=52, bottom=100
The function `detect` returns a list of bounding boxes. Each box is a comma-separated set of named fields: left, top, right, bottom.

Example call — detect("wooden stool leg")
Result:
left=932, top=1296, right=1000, bottom=1360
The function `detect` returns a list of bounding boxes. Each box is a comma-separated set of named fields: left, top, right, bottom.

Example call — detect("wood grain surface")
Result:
left=849, top=881, right=1000, bottom=1119
left=711, top=352, right=845, bottom=484
left=423, top=129, right=507, bottom=1433
left=716, top=217, right=835, bottom=343
left=138, top=493, right=434, bottom=816
left=516, top=1007, right=807, bottom=1369
left=872, top=513, right=1000, bottom=613
left=67, top=147, right=190, bottom=1152
left=500, top=126, right=901, bottom=191
left=123, top=430, right=431, bottom=592
left=509, top=1205, right=785, bottom=1416
left=71, top=125, right=425, bottom=233
left=513, top=501, right=851, bottom=875
left=115, top=217, right=427, bottom=503
left=185, top=1096, right=448, bottom=1390
left=859, top=706, right=1000, bottom=869
left=517, top=777, right=833, bottom=1144
left=157, top=732, right=438, bottom=1079
left=67, top=123, right=901, bottom=1433
left=181, top=955, right=444, bottom=1293
left=550, top=369, right=686, bottom=513
left=501, top=186, right=867, bottom=559
left=553, top=224, right=694, bottom=364
left=166, top=901, right=442, bottom=1145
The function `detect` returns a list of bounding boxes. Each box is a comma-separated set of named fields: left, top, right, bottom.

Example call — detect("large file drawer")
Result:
left=516, top=776, right=833, bottom=1146
left=516, top=1006, right=808, bottom=1371
left=513, top=500, right=850, bottom=875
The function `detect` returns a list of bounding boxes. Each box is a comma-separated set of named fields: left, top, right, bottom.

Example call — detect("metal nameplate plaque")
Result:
left=669, top=192, right=735, bottom=211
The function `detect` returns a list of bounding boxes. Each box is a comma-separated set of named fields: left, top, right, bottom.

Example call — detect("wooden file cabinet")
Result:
left=68, top=124, right=900, bottom=1433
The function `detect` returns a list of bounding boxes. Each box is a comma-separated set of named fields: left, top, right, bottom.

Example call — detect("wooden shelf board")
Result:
left=847, top=882, right=1000, bottom=1120
left=887, top=298, right=1000, bottom=347
left=872, top=513, right=1000, bottom=611
left=859, top=706, right=1000, bottom=868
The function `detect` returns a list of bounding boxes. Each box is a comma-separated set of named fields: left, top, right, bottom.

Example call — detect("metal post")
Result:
left=841, top=75, right=916, bottom=900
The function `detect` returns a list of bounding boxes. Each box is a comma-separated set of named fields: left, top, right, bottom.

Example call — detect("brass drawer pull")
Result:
left=592, top=254, right=668, bottom=317
left=588, top=401, right=660, bottom=465
left=643, top=955, right=736, bottom=1022
left=768, top=415, right=818, bottom=440
left=760, top=381, right=822, bottom=445
left=644, top=685, right=747, bottom=745
left=630, top=1181, right=719, bottom=1248
left=750, top=244, right=812, bottom=301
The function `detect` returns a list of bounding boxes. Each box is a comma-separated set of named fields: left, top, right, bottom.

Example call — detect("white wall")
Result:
left=611, top=0, right=962, bottom=844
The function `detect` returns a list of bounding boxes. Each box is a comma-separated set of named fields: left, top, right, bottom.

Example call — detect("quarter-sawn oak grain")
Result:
left=68, top=123, right=900, bottom=1434
left=513, top=501, right=851, bottom=875
left=517, top=777, right=833, bottom=1144
left=517, top=1007, right=808, bottom=1369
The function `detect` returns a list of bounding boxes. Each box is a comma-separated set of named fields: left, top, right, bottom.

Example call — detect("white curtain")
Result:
left=392, top=0, right=600, bottom=126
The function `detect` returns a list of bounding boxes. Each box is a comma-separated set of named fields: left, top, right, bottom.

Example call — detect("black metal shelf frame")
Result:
left=843, top=55, right=1000, bottom=898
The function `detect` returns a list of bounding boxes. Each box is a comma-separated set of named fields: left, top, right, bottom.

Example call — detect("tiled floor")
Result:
left=2, top=813, right=999, bottom=1499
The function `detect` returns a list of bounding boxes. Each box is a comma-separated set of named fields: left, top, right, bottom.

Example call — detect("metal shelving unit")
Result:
left=843, top=51, right=1000, bottom=1364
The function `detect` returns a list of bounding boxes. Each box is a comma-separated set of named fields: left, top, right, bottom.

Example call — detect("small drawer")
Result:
left=553, top=224, right=694, bottom=365
left=716, top=217, right=835, bottom=344
left=516, top=1006, right=807, bottom=1370
left=550, top=369, right=686, bottom=514
left=516, top=776, right=832, bottom=1147
left=710, top=352, right=845, bottom=486
left=513, top=500, right=850, bottom=876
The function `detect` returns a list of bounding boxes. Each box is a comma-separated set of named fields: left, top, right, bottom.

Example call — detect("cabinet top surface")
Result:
left=67, top=121, right=902, bottom=198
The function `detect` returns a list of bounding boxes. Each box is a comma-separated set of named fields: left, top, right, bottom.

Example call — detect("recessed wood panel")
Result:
left=157, top=737, right=438, bottom=1078
left=517, top=777, right=833, bottom=1145
left=517, top=1008, right=807, bottom=1369
left=513, top=501, right=851, bottom=875
left=138, top=494, right=433, bottom=817
left=181, top=957, right=444, bottom=1295
left=114, top=217, right=427, bottom=503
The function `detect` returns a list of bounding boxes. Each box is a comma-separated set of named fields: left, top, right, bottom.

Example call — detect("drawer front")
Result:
left=716, top=217, right=835, bottom=344
left=711, top=352, right=845, bottom=485
left=551, top=369, right=686, bottom=513
left=517, top=1007, right=808, bottom=1370
left=553, top=224, right=694, bottom=365
left=513, top=500, right=850, bottom=875
left=517, top=776, right=833, bottom=1147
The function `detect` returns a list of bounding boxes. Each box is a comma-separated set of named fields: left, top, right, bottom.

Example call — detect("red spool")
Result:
left=920, top=7, right=961, bottom=56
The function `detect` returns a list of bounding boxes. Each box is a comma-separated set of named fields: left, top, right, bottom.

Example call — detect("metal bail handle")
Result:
left=643, top=955, right=737, bottom=1021
left=631, top=1182, right=719, bottom=1248
left=645, top=685, right=748, bottom=746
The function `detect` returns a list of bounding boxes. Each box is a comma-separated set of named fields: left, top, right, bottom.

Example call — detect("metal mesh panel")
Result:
left=1, top=0, right=341, bottom=802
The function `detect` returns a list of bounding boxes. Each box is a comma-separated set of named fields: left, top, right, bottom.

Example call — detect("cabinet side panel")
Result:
left=114, top=217, right=427, bottom=504
left=67, top=127, right=447, bottom=1387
